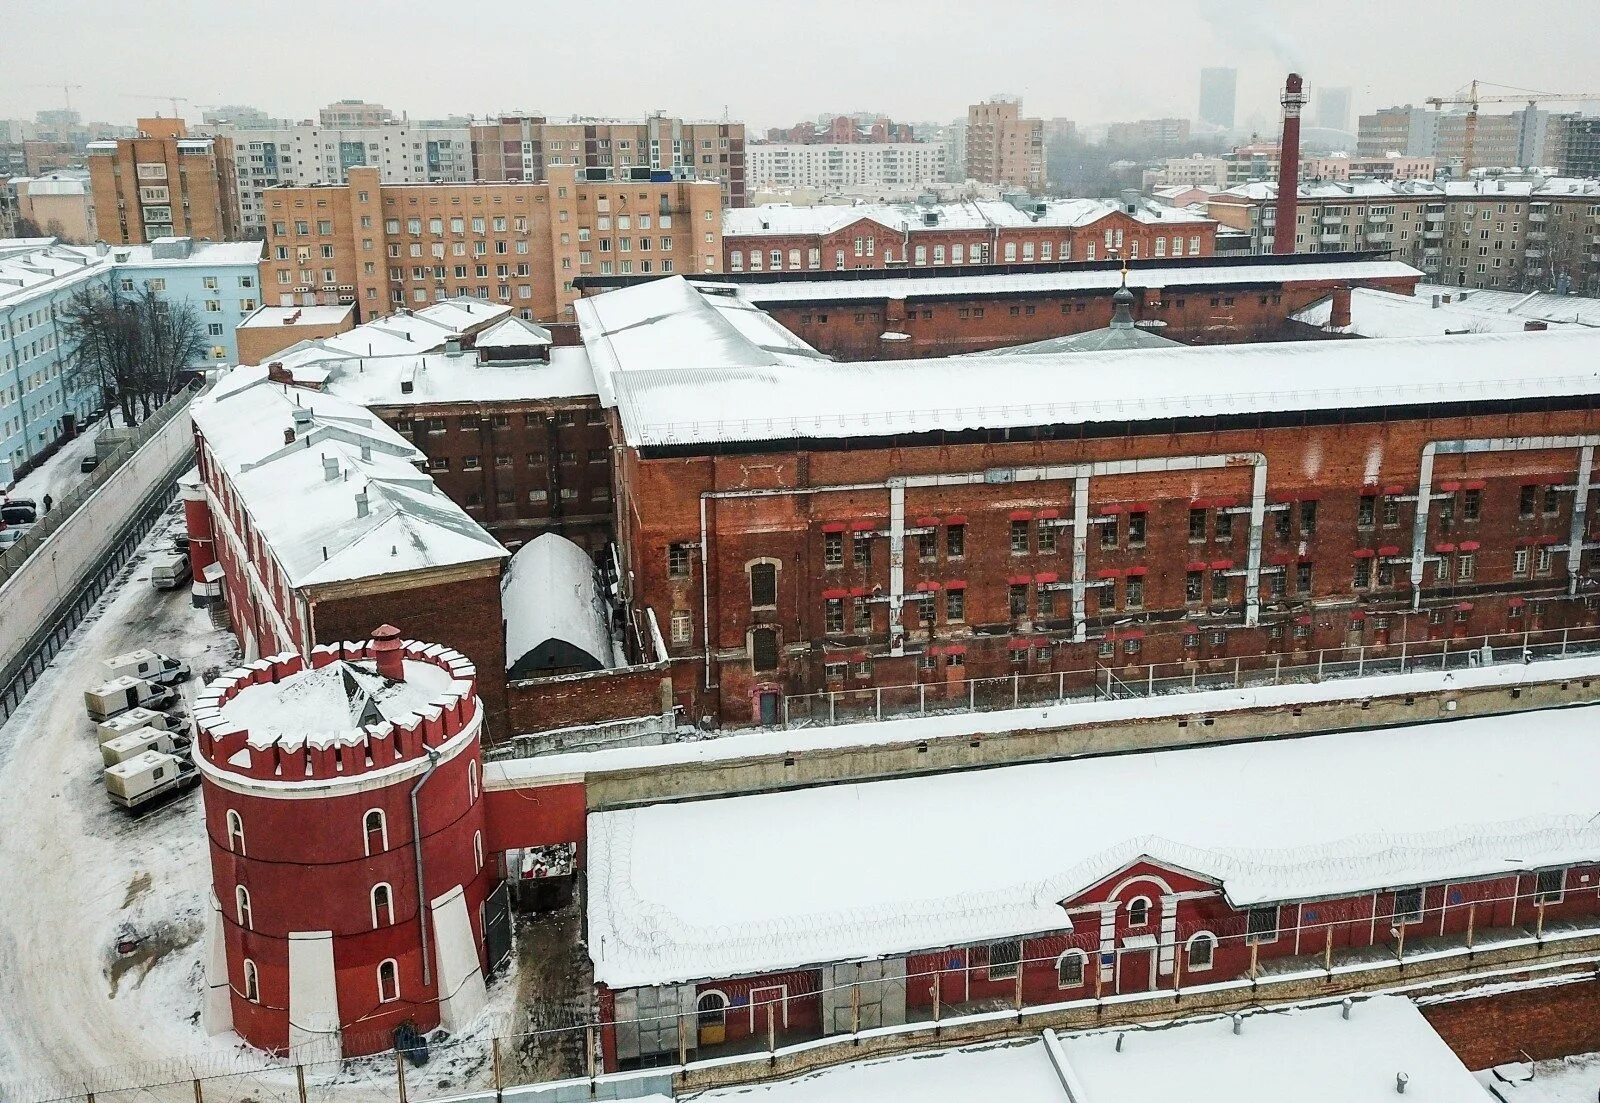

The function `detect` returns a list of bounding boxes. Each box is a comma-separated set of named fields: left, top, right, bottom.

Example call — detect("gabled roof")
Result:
left=586, top=705, right=1600, bottom=986
left=475, top=315, right=553, bottom=349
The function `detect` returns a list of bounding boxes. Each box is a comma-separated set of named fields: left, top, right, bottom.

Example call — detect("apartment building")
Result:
left=1161, top=151, right=1437, bottom=189
left=469, top=115, right=747, bottom=208
left=86, top=119, right=241, bottom=245
left=747, top=143, right=945, bottom=191
left=764, top=115, right=918, bottom=144
left=258, top=165, right=722, bottom=322
left=1562, top=117, right=1600, bottom=178
left=965, top=100, right=1044, bottom=193
left=1358, top=105, right=1564, bottom=170
left=10, top=172, right=95, bottom=242
left=1106, top=118, right=1192, bottom=148
left=0, top=235, right=262, bottom=485
left=1208, top=175, right=1600, bottom=293
left=208, top=120, right=474, bottom=233
left=318, top=99, right=397, bottom=128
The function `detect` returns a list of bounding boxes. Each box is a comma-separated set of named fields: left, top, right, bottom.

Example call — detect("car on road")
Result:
left=0, top=528, right=23, bottom=551
left=149, top=552, right=191, bottom=591
left=79, top=454, right=99, bottom=473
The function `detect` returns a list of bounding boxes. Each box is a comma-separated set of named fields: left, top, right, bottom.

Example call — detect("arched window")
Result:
left=243, top=959, right=260, bottom=1003
left=371, top=883, right=394, bottom=928
left=1186, top=932, right=1218, bottom=972
left=235, top=885, right=253, bottom=930
left=377, top=959, right=400, bottom=1003
left=363, top=809, right=388, bottom=856
left=468, top=760, right=479, bottom=802
left=749, top=562, right=778, bottom=608
left=696, top=990, right=728, bottom=1027
left=750, top=627, right=779, bottom=672
left=1126, top=896, right=1152, bottom=927
left=474, top=830, right=484, bottom=873
left=1056, top=949, right=1087, bottom=988
left=226, top=810, right=245, bottom=855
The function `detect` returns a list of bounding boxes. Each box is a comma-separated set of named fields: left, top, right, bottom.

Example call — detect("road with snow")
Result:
left=0, top=505, right=514, bottom=1103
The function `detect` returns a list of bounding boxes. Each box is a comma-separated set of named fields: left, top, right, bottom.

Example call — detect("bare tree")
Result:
left=59, top=284, right=206, bottom=426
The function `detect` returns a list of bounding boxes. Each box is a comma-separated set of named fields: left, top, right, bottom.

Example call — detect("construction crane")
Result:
left=1426, top=80, right=1600, bottom=174
left=121, top=93, right=192, bottom=119
left=24, top=82, right=84, bottom=112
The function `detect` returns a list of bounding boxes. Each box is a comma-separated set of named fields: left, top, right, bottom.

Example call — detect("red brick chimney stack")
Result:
left=371, top=623, right=405, bottom=682
left=1274, top=73, right=1306, bottom=256
left=1330, top=284, right=1353, bottom=329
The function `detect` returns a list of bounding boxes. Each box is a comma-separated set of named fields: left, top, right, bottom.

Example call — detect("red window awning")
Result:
left=946, top=513, right=967, bottom=525
left=1210, top=558, right=1235, bottom=570
left=1009, top=509, right=1035, bottom=521
left=821, top=522, right=847, bottom=533
left=1352, top=548, right=1376, bottom=558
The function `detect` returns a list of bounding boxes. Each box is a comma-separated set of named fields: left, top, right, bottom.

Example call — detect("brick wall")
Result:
left=311, top=569, right=509, bottom=735
left=507, top=664, right=669, bottom=734
left=1422, top=976, right=1600, bottom=1069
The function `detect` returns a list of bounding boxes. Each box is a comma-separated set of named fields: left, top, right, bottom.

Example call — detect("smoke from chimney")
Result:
left=1274, top=73, right=1306, bottom=256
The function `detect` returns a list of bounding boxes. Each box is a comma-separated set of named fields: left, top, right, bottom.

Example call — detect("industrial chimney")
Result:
left=1273, top=73, right=1306, bottom=255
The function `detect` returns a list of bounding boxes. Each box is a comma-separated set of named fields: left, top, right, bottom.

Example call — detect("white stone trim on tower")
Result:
left=431, top=885, right=488, bottom=1033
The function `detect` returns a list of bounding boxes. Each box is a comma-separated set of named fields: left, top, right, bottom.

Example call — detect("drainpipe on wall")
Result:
left=410, top=745, right=442, bottom=988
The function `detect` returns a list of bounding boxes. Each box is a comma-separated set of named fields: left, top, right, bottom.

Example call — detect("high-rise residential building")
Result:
left=318, top=99, right=397, bottom=128
left=206, top=119, right=474, bottom=233
left=469, top=115, right=748, bottom=208
left=941, top=121, right=967, bottom=183
left=1106, top=118, right=1193, bottom=148
left=1199, top=67, right=1238, bottom=130
left=746, top=143, right=944, bottom=191
left=764, top=115, right=917, bottom=143
left=201, top=105, right=290, bottom=129
left=1562, top=117, right=1600, bottom=177
left=1206, top=174, right=1600, bottom=293
left=965, top=99, right=1045, bottom=192
left=86, top=119, right=241, bottom=245
left=1314, top=86, right=1352, bottom=133
left=1357, top=105, right=1440, bottom=157
left=257, top=164, right=722, bottom=323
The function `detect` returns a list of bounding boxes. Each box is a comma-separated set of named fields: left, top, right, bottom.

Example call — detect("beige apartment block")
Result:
left=470, top=115, right=747, bottom=208
left=13, top=173, right=95, bottom=242
left=259, top=165, right=723, bottom=323
left=87, top=119, right=240, bottom=244
left=965, top=100, right=1045, bottom=192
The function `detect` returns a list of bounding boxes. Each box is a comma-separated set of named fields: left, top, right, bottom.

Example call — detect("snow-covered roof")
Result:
left=972, top=288, right=1183, bottom=354
left=412, top=297, right=512, bottom=334
left=723, top=259, right=1422, bottom=305
left=280, top=346, right=597, bottom=407
left=1294, top=287, right=1585, bottom=338
left=577, top=278, right=1600, bottom=450
left=474, top=315, right=554, bottom=349
left=693, top=1000, right=1477, bottom=1103
left=502, top=533, right=614, bottom=674
left=220, top=658, right=454, bottom=740
left=192, top=368, right=506, bottom=588
left=1057, top=997, right=1482, bottom=1103
left=724, top=198, right=1212, bottom=238
left=112, top=240, right=264, bottom=269
left=238, top=304, right=354, bottom=329
left=0, top=242, right=102, bottom=307
left=1413, top=284, right=1600, bottom=330
left=690, top=1038, right=1066, bottom=1103
left=1214, top=175, right=1600, bottom=203
left=586, top=705, right=1600, bottom=986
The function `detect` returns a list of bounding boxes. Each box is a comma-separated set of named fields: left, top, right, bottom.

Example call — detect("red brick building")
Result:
left=195, top=630, right=496, bottom=1058
left=723, top=196, right=1215, bottom=280
left=575, top=274, right=1600, bottom=728
left=585, top=711, right=1600, bottom=1068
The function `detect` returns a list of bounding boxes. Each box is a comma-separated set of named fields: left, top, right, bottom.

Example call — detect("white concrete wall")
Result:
left=0, top=406, right=195, bottom=680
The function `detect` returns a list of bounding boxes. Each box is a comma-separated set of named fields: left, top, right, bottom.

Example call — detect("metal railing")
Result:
left=778, top=626, right=1600, bottom=729
left=0, top=388, right=197, bottom=587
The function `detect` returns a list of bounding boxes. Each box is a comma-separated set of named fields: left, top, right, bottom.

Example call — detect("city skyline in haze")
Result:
left=3, top=0, right=1598, bottom=136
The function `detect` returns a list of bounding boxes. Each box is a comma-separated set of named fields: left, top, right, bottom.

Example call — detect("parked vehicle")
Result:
left=149, top=552, right=191, bottom=591
left=0, top=503, right=36, bottom=526
left=79, top=454, right=99, bottom=473
left=84, top=676, right=179, bottom=722
left=104, top=750, right=199, bottom=812
left=171, top=532, right=190, bottom=554
left=104, top=649, right=191, bottom=687
left=0, top=529, right=22, bottom=551
left=101, top=726, right=189, bottom=767
left=97, top=707, right=183, bottom=744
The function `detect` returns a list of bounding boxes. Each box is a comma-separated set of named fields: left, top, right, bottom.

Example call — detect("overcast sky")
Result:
left=3, top=0, right=1598, bottom=134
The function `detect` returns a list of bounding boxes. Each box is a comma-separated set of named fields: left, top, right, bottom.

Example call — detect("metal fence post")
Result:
left=1400, top=639, right=1408, bottom=671
left=1012, top=673, right=1019, bottom=708
left=1316, top=649, right=1324, bottom=679
left=969, top=679, right=976, bottom=711
left=919, top=684, right=926, bottom=714
left=1357, top=645, right=1365, bottom=677
left=1563, top=628, right=1570, bottom=656
left=782, top=696, right=790, bottom=729
left=1058, top=671, right=1065, bottom=702
left=875, top=686, right=882, bottom=720
left=829, top=691, right=836, bottom=724
left=396, top=1048, right=409, bottom=1103
left=1234, top=656, right=1242, bottom=686
left=1147, top=664, right=1154, bottom=696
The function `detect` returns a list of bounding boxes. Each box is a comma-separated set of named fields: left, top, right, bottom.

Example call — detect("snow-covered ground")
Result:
left=4, top=416, right=113, bottom=506
left=0, top=505, right=518, bottom=1103
left=1479, top=1053, right=1600, bottom=1103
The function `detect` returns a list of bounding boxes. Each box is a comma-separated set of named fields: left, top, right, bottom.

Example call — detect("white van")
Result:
left=149, top=553, right=191, bottom=591
left=105, top=649, right=191, bottom=687
left=84, top=676, right=179, bottom=722
left=101, top=726, right=185, bottom=767
left=97, top=707, right=181, bottom=744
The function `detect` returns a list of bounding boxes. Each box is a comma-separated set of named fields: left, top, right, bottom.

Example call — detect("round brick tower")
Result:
left=192, top=625, right=495, bottom=1058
